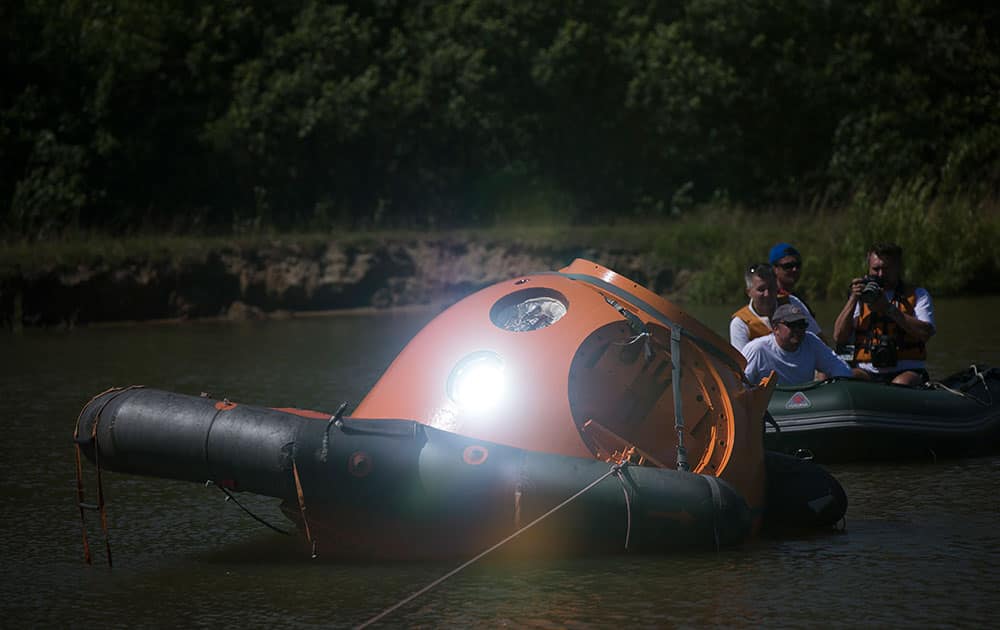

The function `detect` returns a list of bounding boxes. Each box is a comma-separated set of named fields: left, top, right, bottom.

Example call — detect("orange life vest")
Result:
left=853, top=287, right=927, bottom=362
left=732, top=296, right=790, bottom=343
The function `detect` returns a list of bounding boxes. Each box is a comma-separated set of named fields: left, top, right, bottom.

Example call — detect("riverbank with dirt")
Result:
left=1, top=236, right=681, bottom=328
left=6, top=194, right=998, bottom=329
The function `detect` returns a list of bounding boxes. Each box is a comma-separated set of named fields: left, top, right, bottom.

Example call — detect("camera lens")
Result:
left=861, top=287, right=876, bottom=303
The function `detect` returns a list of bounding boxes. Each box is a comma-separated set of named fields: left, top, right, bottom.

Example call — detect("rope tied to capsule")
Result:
left=355, top=458, right=633, bottom=630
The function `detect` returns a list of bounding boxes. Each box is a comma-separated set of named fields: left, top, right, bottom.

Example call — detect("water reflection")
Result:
left=1, top=301, right=999, bottom=627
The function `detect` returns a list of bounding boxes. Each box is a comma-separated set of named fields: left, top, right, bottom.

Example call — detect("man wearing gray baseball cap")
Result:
left=742, top=304, right=853, bottom=386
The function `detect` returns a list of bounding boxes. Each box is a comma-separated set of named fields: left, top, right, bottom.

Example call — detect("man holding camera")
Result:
left=832, top=243, right=936, bottom=386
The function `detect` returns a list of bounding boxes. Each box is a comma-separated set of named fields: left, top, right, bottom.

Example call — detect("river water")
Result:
left=2, top=297, right=999, bottom=628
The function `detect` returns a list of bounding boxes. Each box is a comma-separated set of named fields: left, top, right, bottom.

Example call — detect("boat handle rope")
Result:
left=931, top=364, right=995, bottom=407
left=355, top=459, right=634, bottom=630
left=320, top=402, right=349, bottom=463
left=615, top=462, right=634, bottom=551
left=291, top=457, right=318, bottom=558
left=73, top=385, right=145, bottom=568
left=208, top=453, right=310, bottom=546
left=205, top=480, right=291, bottom=536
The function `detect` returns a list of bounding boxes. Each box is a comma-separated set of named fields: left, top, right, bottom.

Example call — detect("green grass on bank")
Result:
left=3, top=184, right=998, bottom=305
left=0, top=224, right=658, bottom=273
left=662, top=184, right=1000, bottom=303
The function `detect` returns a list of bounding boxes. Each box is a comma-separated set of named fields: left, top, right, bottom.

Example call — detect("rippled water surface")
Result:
left=2, top=298, right=999, bottom=628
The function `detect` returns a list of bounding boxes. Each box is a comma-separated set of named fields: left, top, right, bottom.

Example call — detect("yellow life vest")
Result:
left=853, top=287, right=927, bottom=362
left=732, top=296, right=790, bottom=344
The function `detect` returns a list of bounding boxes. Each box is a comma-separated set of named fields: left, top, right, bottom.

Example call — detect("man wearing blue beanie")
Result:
left=768, top=242, right=802, bottom=299
left=767, top=242, right=827, bottom=344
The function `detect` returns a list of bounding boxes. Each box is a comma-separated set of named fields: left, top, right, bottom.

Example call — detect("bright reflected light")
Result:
left=448, top=352, right=506, bottom=414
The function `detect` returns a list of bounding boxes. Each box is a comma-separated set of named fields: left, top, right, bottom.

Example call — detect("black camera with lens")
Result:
left=870, top=333, right=898, bottom=368
left=859, top=275, right=882, bottom=304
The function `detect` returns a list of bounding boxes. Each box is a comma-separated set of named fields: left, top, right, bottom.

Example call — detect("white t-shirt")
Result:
left=729, top=295, right=822, bottom=351
left=851, top=287, right=935, bottom=373
left=742, top=332, right=853, bottom=386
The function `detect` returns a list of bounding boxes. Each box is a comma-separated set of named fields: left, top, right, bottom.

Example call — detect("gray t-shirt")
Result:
left=742, top=332, right=853, bottom=386
left=729, top=295, right=822, bottom=351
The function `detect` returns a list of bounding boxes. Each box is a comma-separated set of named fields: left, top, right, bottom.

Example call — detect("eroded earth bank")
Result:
left=2, top=238, right=680, bottom=328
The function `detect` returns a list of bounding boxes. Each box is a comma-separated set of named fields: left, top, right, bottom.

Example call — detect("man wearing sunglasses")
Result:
left=769, top=242, right=805, bottom=299
left=742, top=304, right=853, bottom=386
left=730, top=263, right=822, bottom=351
left=769, top=241, right=824, bottom=333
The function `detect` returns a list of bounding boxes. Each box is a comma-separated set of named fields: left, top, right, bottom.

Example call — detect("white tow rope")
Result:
left=355, top=460, right=631, bottom=630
